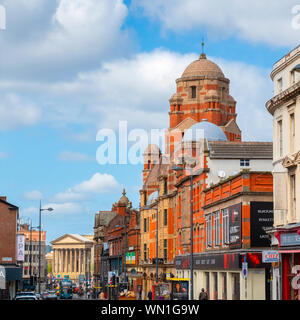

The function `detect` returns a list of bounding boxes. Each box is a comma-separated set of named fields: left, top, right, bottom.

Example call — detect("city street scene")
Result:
left=0, top=0, right=300, bottom=304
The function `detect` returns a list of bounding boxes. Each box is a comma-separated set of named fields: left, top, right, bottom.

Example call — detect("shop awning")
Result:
left=3, top=265, right=22, bottom=281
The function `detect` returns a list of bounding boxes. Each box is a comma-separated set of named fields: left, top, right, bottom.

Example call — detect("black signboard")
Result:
left=194, top=253, right=240, bottom=270
left=175, top=253, right=240, bottom=270
left=250, top=202, right=273, bottom=247
left=229, top=203, right=242, bottom=248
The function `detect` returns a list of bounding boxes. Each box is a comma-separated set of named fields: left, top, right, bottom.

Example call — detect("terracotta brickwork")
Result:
left=0, top=198, right=18, bottom=265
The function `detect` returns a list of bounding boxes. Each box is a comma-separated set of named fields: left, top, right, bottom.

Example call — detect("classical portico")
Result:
left=50, top=234, right=94, bottom=283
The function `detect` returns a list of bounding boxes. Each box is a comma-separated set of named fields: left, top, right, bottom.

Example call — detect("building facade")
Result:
left=93, top=190, right=140, bottom=295
left=139, top=51, right=274, bottom=300
left=0, top=197, right=22, bottom=300
left=50, top=234, right=94, bottom=284
left=266, top=44, right=300, bottom=300
left=18, top=224, right=46, bottom=286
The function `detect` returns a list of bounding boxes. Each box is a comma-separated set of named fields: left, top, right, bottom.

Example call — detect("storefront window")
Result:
left=205, top=272, right=210, bottom=298
left=222, top=273, right=227, bottom=300
left=222, top=209, right=229, bottom=245
left=213, top=272, right=218, bottom=300
left=231, top=273, right=240, bottom=300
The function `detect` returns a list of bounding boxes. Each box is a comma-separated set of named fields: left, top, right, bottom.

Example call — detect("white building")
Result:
left=266, top=44, right=300, bottom=300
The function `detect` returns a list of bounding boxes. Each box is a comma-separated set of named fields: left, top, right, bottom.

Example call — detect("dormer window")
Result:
left=191, top=86, right=196, bottom=99
left=240, top=159, right=250, bottom=167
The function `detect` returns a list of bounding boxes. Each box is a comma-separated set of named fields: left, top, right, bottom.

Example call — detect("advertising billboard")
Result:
left=250, top=202, right=274, bottom=247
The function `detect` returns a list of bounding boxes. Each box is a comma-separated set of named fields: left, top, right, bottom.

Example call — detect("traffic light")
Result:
left=112, top=275, right=116, bottom=286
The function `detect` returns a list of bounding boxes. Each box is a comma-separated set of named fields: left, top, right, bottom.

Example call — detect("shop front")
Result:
left=175, top=251, right=270, bottom=300
left=275, top=227, right=300, bottom=300
left=0, top=264, right=22, bottom=300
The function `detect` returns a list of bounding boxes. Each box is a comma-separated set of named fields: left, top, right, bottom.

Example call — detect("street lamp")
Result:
left=144, top=203, right=159, bottom=284
left=172, top=163, right=203, bottom=301
left=38, top=201, right=54, bottom=295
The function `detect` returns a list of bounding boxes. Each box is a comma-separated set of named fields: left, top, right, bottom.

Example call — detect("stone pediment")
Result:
left=51, top=234, right=93, bottom=245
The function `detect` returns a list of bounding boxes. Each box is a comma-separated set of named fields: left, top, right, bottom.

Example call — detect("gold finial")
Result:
left=122, top=188, right=126, bottom=196
left=200, top=38, right=206, bottom=59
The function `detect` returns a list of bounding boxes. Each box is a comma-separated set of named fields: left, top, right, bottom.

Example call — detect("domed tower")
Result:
left=167, top=48, right=241, bottom=154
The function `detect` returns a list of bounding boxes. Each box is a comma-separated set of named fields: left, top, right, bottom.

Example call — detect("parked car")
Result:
left=15, top=295, right=38, bottom=300
left=45, top=291, right=58, bottom=300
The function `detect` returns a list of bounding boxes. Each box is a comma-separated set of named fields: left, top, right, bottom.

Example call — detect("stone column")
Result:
left=66, top=249, right=69, bottom=273
left=75, top=249, right=78, bottom=273
left=79, top=249, right=82, bottom=274
left=53, top=249, right=56, bottom=274
left=83, top=248, right=86, bottom=275
left=54, top=249, right=57, bottom=274
left=64, top=249, right=67, bottom=273
left=59, top=249, right=62, bottom=273
left=70, top=249, right=73, bottom=274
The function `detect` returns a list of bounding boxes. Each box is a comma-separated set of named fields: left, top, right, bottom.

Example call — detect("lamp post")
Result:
left=38, top=201, right=54, bottom=295
left=172, top=164, right=202, bottom=300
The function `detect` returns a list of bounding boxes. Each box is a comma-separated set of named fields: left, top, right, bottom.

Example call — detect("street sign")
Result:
left=262, top=251, right=279, bottom=263
left=242, top=262, right=248, bottom=279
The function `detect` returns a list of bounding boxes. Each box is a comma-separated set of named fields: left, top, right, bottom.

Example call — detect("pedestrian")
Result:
left=199, top=288, right=208, bottom=300
left=99, top=291, right=105, bottom=300
left=147, top=290, right=152, bottom=300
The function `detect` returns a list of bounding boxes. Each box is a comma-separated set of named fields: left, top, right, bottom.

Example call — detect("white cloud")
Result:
left=0, top=0, right=132, bottom=80
left=21, top=206, right=38, bottom=216
left=212, top=57, right=273, bottom=141
left=57, top=151, right=94, bottom=162
left=24, top=190, right=43, bottom=201
left=74, top=173, right=120, bottom=193
left=43, top=49, right=194, bottom=130
left=0, top=49, right=273, bottom=140
left=0, top=94, right=41, bottom=130
left=47, top=50, right=273, bottom=140
left=43, top=202, right=82, bottom=215
left=133, top=0, right=300, bottom=47
left=52, top=189, right=89, bottom=203
left=51, top=172, right=120, bottom=204
left=0, top=152, right=9, bottom=159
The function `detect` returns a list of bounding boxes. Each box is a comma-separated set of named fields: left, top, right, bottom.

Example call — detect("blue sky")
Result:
left=0, top=0, right=299, bottom=243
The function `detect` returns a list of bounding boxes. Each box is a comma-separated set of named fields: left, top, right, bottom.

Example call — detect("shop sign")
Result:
left=280, top=233, right=300, bottom=247
left=2, top=257, right=12, bottom=262
left=262, top=251, right=279, bottom=263
left=250, top=202, right=274, bottom=247
left=126, top=252, right=136, bottom=265
left=16, top=234, right=25, bottom=261
left=0, top=265, right=5, bottom=290
left=176, top=253, right=240, bottom=270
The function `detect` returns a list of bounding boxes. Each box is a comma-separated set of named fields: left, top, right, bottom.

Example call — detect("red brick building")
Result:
left=139, top=51, right=274, bottom=300
left=0, top=196, right=22, bottom=300
left=93, top=190, right=140, bottom=295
